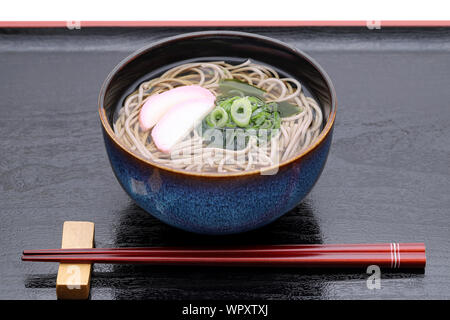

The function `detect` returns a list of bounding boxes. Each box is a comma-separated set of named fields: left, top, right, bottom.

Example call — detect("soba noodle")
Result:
left=113, top=60, right=323, bottom=173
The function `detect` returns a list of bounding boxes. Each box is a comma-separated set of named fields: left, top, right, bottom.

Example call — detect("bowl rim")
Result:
left=98, top=30, right=337, bottom=178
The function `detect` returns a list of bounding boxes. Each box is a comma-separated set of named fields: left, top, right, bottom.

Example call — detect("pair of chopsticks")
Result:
left=22, top=243, right=426, bottom=269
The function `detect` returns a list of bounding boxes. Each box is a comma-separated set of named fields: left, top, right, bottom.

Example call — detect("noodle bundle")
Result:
left=113, top=60, right=323, bottom=173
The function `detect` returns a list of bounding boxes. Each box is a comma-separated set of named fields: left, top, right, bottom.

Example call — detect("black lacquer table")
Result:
left=0, top=27, right=449, bottom=299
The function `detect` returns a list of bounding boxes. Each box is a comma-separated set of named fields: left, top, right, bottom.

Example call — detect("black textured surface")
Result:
left=0, top=27, right=449, bottom=299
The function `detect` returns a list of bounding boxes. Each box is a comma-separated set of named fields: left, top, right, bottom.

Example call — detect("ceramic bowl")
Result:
left=99, top=31, right=337, bottom=235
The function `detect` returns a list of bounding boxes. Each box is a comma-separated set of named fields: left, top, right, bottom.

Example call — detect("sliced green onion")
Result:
left=205, top=115, right=215, bottom=127
left=208, top=106, right=228, bottom=128
left=251, top=107, right=264, bottom=119
left=259, top=119, right=273, bottom=129
left=220, top=96, right=239, bottom=112
left=203, top=93, right=283, bottom=150
left=248, top=96, right=264, bottom=111
left=219, top=79, right=301, bottom=117
left=253, top=113, right=267, bottom=127
left=266, top=102, right=278, bottom=113
left=230, top=97, right=252, bottom=127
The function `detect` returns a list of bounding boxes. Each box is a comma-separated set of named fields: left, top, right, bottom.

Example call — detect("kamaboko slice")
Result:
left=139, top=85, right=215, bottom=131
left=151, top=98, right=215, bottom=153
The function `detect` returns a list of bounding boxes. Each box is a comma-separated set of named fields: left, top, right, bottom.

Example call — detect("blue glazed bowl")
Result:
left=99, top=31, right=337, bottom=235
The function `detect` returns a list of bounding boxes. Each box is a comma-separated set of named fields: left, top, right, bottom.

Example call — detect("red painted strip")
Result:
left=0, top=20, right=450, bottom=28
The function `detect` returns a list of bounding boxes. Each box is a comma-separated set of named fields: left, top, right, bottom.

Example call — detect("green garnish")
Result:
left=206, top=106, right=228, bottom=128
left=201, top=86, right=298, bottom=150
left=277, top=101, right=302, bottom=118
left=230, top=97, right=252, bottom=127
left=219, top=79, right=266, bottom=99
left=259, top=119, right=273, bottom=129
left=203, top=95, right=282, bottom=134
left=218, top=96, right=239, bottom=112
left=247, top=96, right=264, bottom=111
left=218, top=79, right=302, bottom=117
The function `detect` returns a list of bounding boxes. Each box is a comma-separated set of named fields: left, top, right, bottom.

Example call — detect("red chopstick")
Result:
left=21, top=252, right=425, bottom=268
left=22, top=243, right=426, bottom=269
left=23, top=243, right=425, bottom=256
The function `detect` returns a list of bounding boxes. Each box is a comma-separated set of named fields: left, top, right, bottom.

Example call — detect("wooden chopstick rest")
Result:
left=56, top=221, right=95, bottom=300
